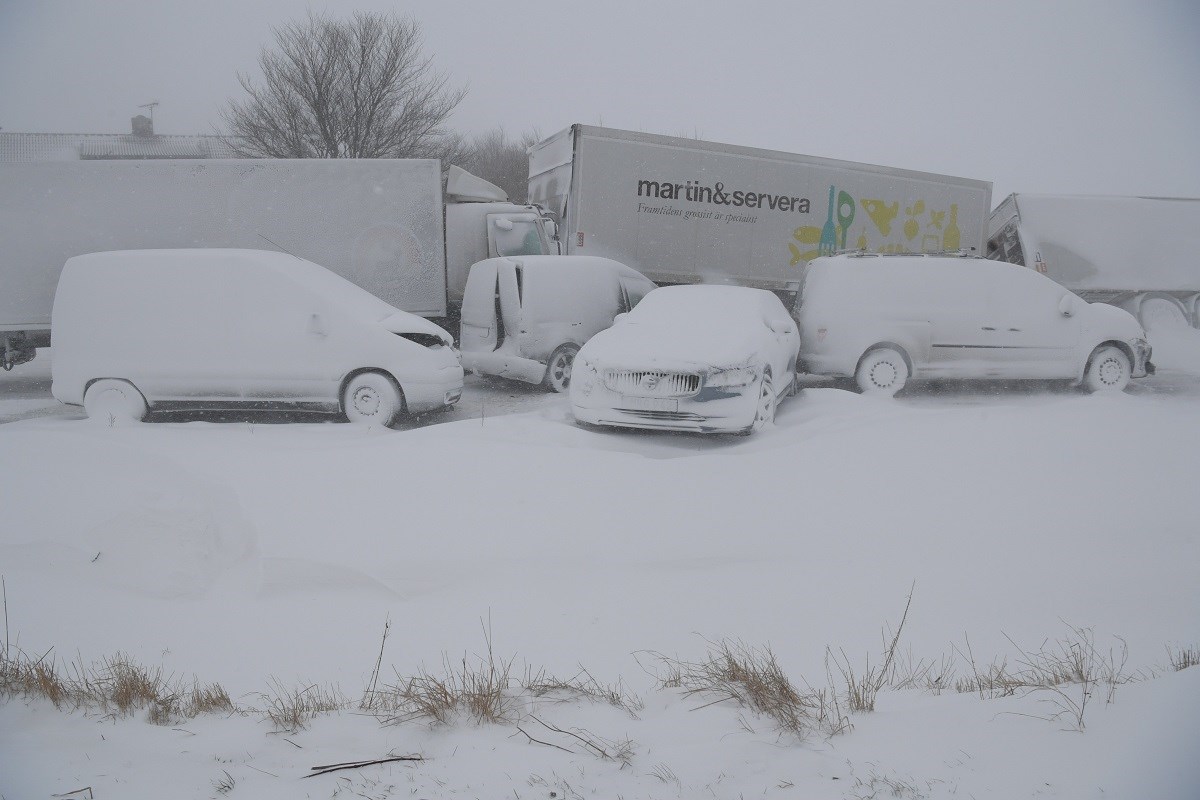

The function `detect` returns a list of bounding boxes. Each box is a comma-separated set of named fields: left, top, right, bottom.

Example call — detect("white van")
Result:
left=459, top=255, right=656, bottom=391
left=794, top=253, right=1154, bottom=394
left=51, top=249, right=463, bottom=424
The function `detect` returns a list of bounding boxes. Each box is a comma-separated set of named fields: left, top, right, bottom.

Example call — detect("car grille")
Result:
left=614, top=409, right=706, bottom=422
left=602, top=370, right=700, bottom=397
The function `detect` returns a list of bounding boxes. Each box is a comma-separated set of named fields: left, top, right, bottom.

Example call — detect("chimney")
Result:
left=131, top=114, right=154, bottom=136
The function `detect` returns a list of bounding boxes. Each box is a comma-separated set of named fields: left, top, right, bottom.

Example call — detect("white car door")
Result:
left=981, top=265, right=1081, bottom=377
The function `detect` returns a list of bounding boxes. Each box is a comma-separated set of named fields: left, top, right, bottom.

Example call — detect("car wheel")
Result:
left=543, top=344, right=580, bottom=393
left=83, top=379, right=148, bottom=423
left=1082, top=345, right=1131, bottom=393
left=343, top=371, right=404, bottom=426
left=855, top=347, right=909, bottom=396
left=741, top=372, right=776, bottom=435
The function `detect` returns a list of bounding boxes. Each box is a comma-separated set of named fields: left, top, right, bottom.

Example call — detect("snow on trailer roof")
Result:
left=66, top=248, right=402, bottom=322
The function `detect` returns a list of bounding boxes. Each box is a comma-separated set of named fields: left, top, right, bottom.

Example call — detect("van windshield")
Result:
left=276, top=257, right=399, bottom=320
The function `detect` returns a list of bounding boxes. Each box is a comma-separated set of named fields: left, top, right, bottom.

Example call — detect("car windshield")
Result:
left=630, top=285, right=771, bottom=329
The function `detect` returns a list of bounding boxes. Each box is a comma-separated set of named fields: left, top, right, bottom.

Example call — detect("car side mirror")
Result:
left=767, top=319, right=793, bottom=335
left=493, top=217, right=515, bottom=231
left=612, top=312, right=629, bottom=325
left=1058, top=295, right=1075, bottom=318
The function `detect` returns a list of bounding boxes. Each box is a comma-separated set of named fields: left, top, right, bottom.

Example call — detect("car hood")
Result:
left=580, top=319, right=764, bottom=372
left=1082, top=301, right=1146, bottom=340
left=380, top=312, right=454, bottom=346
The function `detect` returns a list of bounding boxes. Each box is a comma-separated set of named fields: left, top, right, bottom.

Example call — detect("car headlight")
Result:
left=575, top=358, right=597, bottom=394
left=705, top=366, right=757, bottom=388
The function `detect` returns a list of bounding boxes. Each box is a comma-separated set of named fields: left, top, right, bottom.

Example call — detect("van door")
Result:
left=460, top=260, right=500, bottom=353
left=982, top=265, right=1081, bottom=377
left=920, top=263, right=996, bottom=378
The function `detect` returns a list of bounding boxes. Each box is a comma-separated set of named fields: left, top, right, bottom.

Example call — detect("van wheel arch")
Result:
left=856, top=342, right=914, bottom=373
left=83, top=378, right=149, bottom=422
left=854, top=344, right=912, bottom=396
left=1128, top=292, right=1189, bottom=329
left=1079, top=340, right=1135, bottom=384
left=340, top=369, right=407, bottom=419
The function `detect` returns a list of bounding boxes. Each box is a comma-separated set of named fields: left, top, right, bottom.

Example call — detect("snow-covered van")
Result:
left=51, top=249, right=463, bottom=424
left=459, top=255, right=656, bottom=391
left=529, top=125, right=991, bottom=297
left=794, top=253, right=1153, bottom=395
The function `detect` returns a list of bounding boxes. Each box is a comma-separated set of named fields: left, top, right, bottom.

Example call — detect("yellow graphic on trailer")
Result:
left=789, top=189, right=961, bottom=266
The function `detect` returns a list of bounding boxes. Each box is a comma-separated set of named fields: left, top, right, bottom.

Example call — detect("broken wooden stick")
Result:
left=303, top=755, right=424, bottom=778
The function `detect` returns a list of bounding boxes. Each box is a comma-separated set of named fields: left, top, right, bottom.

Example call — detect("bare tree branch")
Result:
left=461, top=127, right=542, bottom=203
left=222, top=11, right=466, bottom=160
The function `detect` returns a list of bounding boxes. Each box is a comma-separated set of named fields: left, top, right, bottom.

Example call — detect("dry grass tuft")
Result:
left=188, top=681, right=235, bottom=715
left=0, top=647, right=71, bottom=708
left=261, top=680, right=347, bottom=732
left=0, top=645, right=235, bottom=725
left=952, top=625, right=1133, bottom=731
left=370, top=648, right=517, bottom=726
left=649, top=637, right=847, bottom=739
left=827, top=584, right=914, bottom=713
left=523, top=667, right=644, bottom=717
left=1168, top=645, right=1199, bottom=672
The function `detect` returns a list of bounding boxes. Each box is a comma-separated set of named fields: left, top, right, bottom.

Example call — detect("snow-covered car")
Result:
left=51, top=249, right=463, bottom=425
left=459, top=255, right=656, bottom=392
left=569, top=285, right=801, bottom=434
left=794, top=253, right=1154, bottom=395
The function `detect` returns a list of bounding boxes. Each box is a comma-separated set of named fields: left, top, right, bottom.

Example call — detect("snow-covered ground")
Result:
left=2, top=327, right=1199, bottom=798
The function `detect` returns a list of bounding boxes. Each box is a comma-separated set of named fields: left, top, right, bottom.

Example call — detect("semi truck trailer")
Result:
left=0, top=159, right=555, bottom=368
left=528, top=124, right=992, bottom=297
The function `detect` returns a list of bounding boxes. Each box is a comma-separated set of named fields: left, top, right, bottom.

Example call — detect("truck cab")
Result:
left=443, top=166, right=557, bottom=307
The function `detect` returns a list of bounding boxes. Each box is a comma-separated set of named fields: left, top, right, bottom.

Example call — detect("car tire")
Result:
left=741, top=371, right=776, bottom=435
left=343, top=371, right=404, bottom=426
left=855, top=347, right=909, bottom=396
left=543, top=344, right=580, bottom=393
left=83, top=379, right=148, bottom=423
left=1082, top=345, right=1131, bottom=393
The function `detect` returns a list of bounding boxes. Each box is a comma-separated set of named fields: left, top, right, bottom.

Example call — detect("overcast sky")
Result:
left=1, top=0, right=1196, bottom=203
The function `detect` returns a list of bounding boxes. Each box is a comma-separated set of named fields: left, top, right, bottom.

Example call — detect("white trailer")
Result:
left=987, top=194, right=1200, bottom=329
left=528, top=124, right=991, bottom=296
left=0, top=159, right=555, bottom=368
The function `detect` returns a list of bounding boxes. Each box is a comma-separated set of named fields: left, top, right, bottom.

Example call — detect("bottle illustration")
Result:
left=943, top=204, right=960, bottom=251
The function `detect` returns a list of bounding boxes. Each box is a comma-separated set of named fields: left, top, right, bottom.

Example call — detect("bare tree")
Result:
left=223, top=11, right=467, bottom=160
left=462, top=128, right=541, bottom=203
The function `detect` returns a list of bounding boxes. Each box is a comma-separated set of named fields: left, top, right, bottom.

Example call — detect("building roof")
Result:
left=0, top=132, right=246, bottom=161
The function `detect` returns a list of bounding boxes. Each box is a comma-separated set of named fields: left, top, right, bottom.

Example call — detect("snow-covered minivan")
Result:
left=459, top=255, right=656, bottom=392
left=794, top=253, right=1153, bottom=395
left=51, top=249, right=463, bottom=424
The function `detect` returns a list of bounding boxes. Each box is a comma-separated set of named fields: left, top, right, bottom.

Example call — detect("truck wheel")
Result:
left=1138, top=297, right=1189, bottom=331
left=1082, top=346, right=1131, bottom=393
left=84, top=379, right=148, bottom=423
left=855, top=347, right=909, bottom=396
left=543, top=344, right=580, bottom=393
left=343, top=371, right=404, bottom=426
